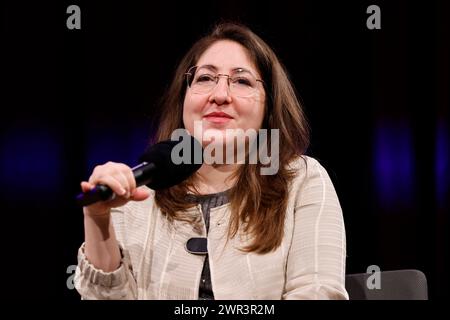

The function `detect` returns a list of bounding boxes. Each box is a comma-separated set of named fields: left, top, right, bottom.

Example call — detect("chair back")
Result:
left=345, top=269, right=428, bottom=300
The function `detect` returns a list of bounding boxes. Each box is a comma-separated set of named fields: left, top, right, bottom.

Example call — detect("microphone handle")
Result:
left=76, top=162, right=156, bottom=207
left=76, top=184, right=114, bottom=207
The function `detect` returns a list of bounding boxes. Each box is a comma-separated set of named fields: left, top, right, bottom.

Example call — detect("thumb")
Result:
left=130, top=187, right=151, bottom=201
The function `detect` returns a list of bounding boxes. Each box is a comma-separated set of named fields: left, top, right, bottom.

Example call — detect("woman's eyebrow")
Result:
left=198, top=64, right=255, bottom=74
left=198, top=64, right=218, bottom=71
left=231, top=67, right=254, bottom=74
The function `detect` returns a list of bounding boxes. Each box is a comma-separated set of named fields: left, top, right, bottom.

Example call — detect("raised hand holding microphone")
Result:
left=78, top=134, right=203, bottom=217
left=81, top=161, right=136, bottom=272
left=79, top=134, right=203, bottom=273
left=80, top=162, right=151, bottom=218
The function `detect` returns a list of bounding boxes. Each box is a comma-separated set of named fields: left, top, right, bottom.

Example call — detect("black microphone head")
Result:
left=138, top=133, right=203, bottom=190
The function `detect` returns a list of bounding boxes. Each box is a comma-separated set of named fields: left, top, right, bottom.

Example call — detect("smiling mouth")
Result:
left=203, top=111, right=234, bottom=124
left=203, top=115, right=233, bottom=123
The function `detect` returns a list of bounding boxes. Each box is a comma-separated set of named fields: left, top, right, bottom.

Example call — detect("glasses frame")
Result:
left=185, top=65, right=264, bottom=98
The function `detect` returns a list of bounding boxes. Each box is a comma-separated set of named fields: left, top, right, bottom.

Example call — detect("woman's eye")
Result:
left=196, top=75, right=215, bottom=82
left=233, top=77, right=252, bottom=86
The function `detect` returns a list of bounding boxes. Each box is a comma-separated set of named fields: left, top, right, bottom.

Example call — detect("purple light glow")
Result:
left=374, top=119, right=415, bottom=210
left=435, top=120, right=449, bottom=207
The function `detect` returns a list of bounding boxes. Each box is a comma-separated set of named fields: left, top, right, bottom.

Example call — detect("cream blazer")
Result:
left=74, top=156, right=349, bottom=300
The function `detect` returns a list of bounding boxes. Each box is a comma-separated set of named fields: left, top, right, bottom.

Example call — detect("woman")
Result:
left=74, top=22, right=349, bottom=300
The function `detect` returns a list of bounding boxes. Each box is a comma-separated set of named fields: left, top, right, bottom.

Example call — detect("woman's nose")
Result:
left=208, top=77, right=232, bottom=105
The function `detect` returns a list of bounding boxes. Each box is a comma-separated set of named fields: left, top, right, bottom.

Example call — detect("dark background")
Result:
left=1, top=0, right=448, bottom=300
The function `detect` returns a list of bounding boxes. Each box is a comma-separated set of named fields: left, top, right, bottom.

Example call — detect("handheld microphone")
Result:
left=76, top=134, right=203, bottom=207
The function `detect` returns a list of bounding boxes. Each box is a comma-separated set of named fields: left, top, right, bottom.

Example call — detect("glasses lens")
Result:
left=187, top=66, right=260, bottom=97
left=191, top=67, right=216, bottom=94
left=230, top=71, right=258, bottom=97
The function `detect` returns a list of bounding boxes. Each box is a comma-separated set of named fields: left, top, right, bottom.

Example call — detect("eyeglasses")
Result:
left=185, top=65, right=264, bottom=98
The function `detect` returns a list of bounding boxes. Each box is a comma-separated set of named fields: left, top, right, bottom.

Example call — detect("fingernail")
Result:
left=120, top=188, right=127, bottom=196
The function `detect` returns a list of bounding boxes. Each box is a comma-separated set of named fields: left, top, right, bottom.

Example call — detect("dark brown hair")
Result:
left=153, top=22, right=309, bottom=253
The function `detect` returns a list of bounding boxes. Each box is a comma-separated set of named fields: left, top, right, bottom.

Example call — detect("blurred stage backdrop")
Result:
left=2, top=0, right=449, bottom=300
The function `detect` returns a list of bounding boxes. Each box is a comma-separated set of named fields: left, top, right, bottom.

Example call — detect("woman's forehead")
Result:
left=196, top=40, right=260, bottom=76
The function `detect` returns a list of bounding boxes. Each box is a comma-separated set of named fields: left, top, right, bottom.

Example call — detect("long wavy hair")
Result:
left=152, top=22, right=310, bottom=253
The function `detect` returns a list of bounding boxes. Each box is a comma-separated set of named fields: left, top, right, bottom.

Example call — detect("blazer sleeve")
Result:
left=283, top=158, right=349, bottom=300
left=74, top=206, right=138, bottom=300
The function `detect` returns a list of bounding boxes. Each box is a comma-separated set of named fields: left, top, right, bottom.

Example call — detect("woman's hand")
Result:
left=80, top=162, right=150, bottom=217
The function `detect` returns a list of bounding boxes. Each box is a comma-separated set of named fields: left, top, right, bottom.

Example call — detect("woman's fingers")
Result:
left=80, top=181, right=94, bottom=193
left=117, top=163, right=136, bottom=191
left=86, top=162, right=136, bottom=197
left=81, top=162, right=148, bottom=215
left=92, top=175, right=128, bottom=198
left=112, top=171, right=131, bottom=197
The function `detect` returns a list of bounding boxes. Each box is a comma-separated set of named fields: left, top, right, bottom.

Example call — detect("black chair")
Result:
left=345, top=269, right=428, bottom=300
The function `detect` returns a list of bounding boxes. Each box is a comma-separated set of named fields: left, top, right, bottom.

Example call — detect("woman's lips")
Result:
left=203, top=116, right=233, bottom=124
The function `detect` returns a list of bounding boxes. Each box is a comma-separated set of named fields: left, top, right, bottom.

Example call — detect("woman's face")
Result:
left=183, top=40, right=265, bottom=148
